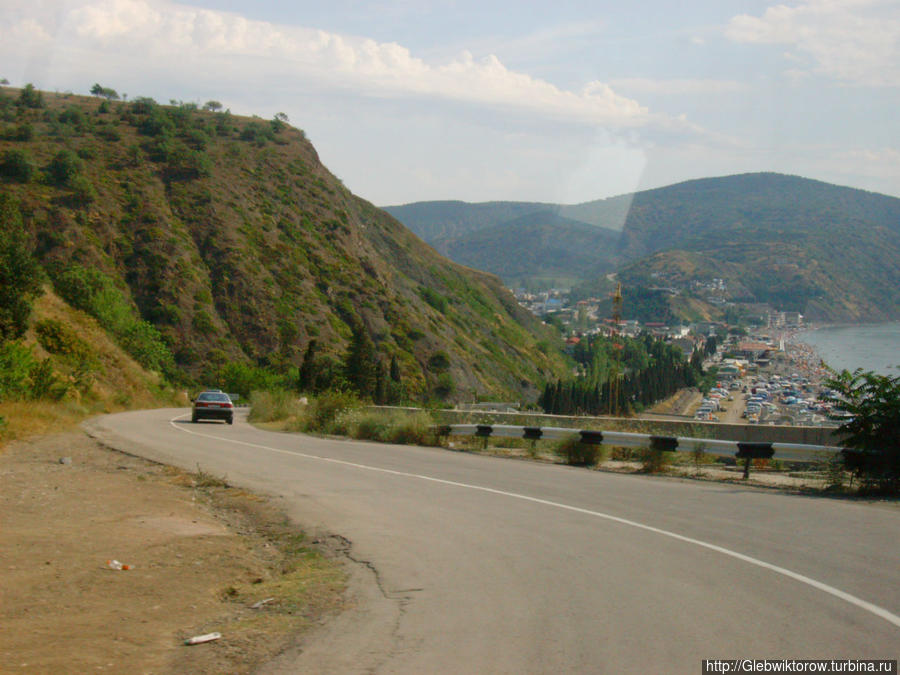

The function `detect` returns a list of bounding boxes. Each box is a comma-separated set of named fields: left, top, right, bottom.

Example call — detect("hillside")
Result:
left=615, top=173, right=900, bottom=259
left=0, top=86, right=568, bottom=401
left=383, top=194, right=633, bottom=241
left=429, top=211, right=620, bottom=287
left=387, top=173, right=900, bottom=322
left=615, top=174, right=900, bottom=321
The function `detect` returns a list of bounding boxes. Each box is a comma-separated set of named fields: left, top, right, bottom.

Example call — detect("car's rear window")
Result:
left=197, top=392, right=230, bottom=402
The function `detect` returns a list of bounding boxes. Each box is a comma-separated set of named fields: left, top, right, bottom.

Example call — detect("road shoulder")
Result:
left=0, top=430, right=347, bottom=674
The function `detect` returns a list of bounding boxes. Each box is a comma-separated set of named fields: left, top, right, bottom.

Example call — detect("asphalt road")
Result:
left=85, top=409, right=900, bottom=674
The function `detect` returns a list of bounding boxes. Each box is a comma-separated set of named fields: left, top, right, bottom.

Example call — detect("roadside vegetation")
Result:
left=246, top=384, right=900, bottom=497
left=249, top=390, right=437, bottom=446
left=538, top=332, right=710, bottom=416
left=824, top=369, right=900, bottom=495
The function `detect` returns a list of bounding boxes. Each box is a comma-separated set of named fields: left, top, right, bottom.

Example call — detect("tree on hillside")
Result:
left=298, top=339, right=319, bottom=392
left=825, top=369, right=900, bottom=494
left=0, top=195, right=43, bottom=341
left=0, top=149, right=35, bottom=183
left=17, top=83, right=43, bottom=108
left=48, top=149, right=83, bottom=186
left=344, top=323, right=378, bottom=399
left=90, top=83, right=119, bottom=100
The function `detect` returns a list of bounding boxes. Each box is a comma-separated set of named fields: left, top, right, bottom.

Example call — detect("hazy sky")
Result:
left=3, top=0, right=898, bottom=205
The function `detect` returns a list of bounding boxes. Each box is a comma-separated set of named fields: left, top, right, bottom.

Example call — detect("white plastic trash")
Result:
left=184, top=632, right=221, bottom=645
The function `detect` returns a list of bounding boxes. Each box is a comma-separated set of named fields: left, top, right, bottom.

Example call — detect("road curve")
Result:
left=85, top=409, right=900, bottom=674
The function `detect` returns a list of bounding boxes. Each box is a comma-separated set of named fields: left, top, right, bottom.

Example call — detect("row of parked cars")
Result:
left=694, top=383, right=737, bottom=421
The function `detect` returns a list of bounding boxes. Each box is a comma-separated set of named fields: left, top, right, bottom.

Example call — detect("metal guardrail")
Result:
left=435, top=424, right=852, bottom=478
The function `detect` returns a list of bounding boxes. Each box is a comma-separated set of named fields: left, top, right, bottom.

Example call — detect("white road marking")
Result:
left=171, top=414, right=900, bottom=630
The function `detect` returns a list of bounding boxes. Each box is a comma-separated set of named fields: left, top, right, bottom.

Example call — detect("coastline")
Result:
left=790, top=322, right=900, bottom=377
left=780, top=330, right=832, bottom=383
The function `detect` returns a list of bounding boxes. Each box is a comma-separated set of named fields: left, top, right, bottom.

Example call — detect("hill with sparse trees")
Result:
left=0, top=84, right=568, bottom=404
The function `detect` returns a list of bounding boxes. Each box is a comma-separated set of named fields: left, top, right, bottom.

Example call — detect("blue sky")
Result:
left=3, top=0, right=898, bottom=205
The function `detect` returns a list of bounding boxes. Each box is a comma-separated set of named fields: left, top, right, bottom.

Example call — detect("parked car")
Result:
left=191, top=390, right=235, bottom=424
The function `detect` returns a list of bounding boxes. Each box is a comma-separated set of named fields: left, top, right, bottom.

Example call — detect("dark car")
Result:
left=191, top=391, right=234, bottom=424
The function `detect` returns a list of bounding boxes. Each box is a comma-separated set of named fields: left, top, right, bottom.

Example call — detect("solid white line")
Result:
left=170, top=414, right=900, bottom=630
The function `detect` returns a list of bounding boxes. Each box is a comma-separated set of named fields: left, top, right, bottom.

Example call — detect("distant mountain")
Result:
left=0, top=87, right=568, bottom=400
left=387, top=173, right=900, bottom=322
left=616, top=173, right=900, bottom=261
left=383, top=193, right=633, bottom=240
left=430, top=211, right=620, bottom=286
left=615, top=174, right=900, bottom=322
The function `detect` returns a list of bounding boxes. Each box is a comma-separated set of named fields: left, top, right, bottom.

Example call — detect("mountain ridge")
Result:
left=386, top=173, right=900, bottom=321
left=0, top=86, right=568, bottom=400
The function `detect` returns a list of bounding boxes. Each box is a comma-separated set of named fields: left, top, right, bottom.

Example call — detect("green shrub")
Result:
left=95, top=124, right=120, bottom=141
left=221, top=362, right=281, bottom=400
left=58, top=106, right=89, bottom=132
left=432, top=372, right=455, bottom=399
left=120, top=320, right=173, bottom=374
left=825, top=369, right=900, bottom=494
left=240, top=120, right=274, bottom=145
left=307, top=390, right=363, bottom=432
left=0, top=149, right=35, bottom=182
left=248, top=389, right=307, bottom=424
left=0, top=341, right=35, bottom=400
left=69, top=175, right=97, bottom=205
left=192, top=310, right=216, bottom=334
left=34, top=319, right=92, bottom=360
left=419, top=287, right=448, bottom=313
left=640, top=446, right=674, bottom=473
left=28, top=358, right=68, bottom=400
left=0, top=342, right=67, bottom=402
left=387, top=411, right=435, bottom=445
left=13, top=123, right=34, bottom=141
left=555, top=435, right=601, bottom=466
left=17, top=84, right=44, bottom=109
left=51, top=265, right=174, bottom=375
left=0, top=195, right=43, bottom=341
left=427, top=351, right=451, bottom=372
left=341, top=409, right=390, bottom=440
left=47, top=149, right=82, bottom=185
left=327, top=408, right=436, bottom=445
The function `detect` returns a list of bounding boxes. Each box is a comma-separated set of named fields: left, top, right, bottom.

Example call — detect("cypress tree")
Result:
left=298, top=339, right=318, bottom=392
left=344, top=322, right=377, bottom=398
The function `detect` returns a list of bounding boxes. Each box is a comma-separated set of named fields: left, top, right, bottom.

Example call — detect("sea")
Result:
left=796, top=322, right=900, bottom=376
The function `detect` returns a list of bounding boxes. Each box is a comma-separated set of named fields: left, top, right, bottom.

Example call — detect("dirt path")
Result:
left=0, top=431, right=346, bottom=674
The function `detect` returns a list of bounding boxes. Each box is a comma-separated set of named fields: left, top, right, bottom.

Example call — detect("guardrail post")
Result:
left=475, top=425, right=493, bottom=450
left=649, top=436, right=679, bottom=452
left=523, top=427, right=543, bottom=452
left=736, top=442, right=775, bottom=480
left=644, top=436, right=678, bottom=472
left=579, top=430, right=604, bottom=445
left=433, top=425, right=452, bottom=444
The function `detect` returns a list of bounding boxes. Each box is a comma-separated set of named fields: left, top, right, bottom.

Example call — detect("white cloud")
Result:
left=0, top=0, right=683, bottom=130
left=609, top=78, right=747, bottom=95
left=837, top=146, right=900, bottom=164
left=725, top=0, right=900, bottom=86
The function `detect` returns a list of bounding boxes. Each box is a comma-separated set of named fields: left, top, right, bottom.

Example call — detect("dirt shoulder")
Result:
left=0, top=431, right=346, bottom=674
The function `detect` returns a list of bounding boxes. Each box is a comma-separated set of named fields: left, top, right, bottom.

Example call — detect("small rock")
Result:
left=59, top=457, right=72, bottom=465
